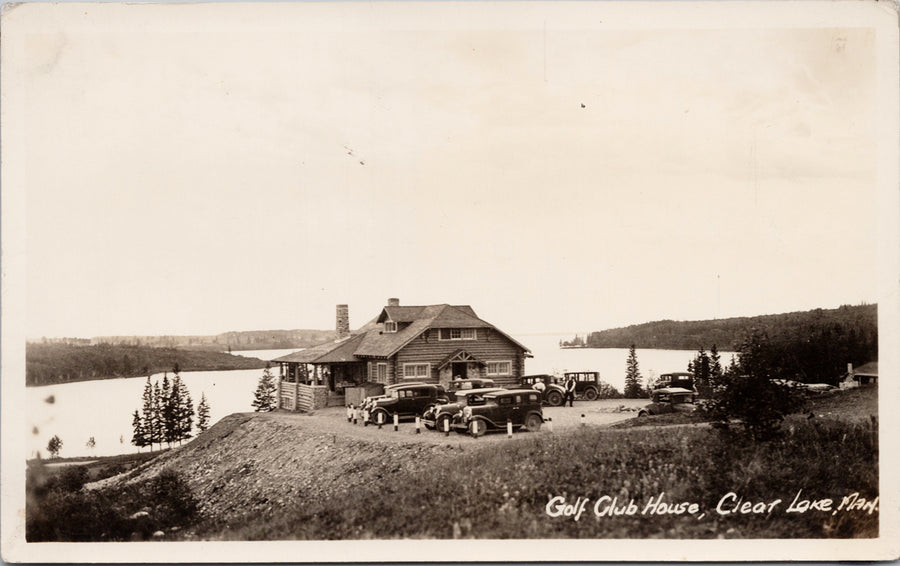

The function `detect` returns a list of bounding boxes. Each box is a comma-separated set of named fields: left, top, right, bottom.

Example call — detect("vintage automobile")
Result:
left=451, top=389, right=544, bottom=437
left=637, top=387, right=697, bottom=417
left=563, top=371, right=601, bottom=401
left=422, top=387, right=506, bottom=431
left=366, top=383, right=448, bottom=424
left=652, top=372, right=699, bottom=402
left=520, top=374, right=566, bottom=406
left=358, top=381, right=431, bottom=409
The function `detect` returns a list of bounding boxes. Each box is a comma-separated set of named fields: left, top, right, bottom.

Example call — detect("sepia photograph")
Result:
left=1, top=0, right=898, bottom=562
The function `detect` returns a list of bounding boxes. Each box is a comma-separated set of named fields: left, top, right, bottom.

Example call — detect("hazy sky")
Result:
left=7, top=2, right=891, bottom=338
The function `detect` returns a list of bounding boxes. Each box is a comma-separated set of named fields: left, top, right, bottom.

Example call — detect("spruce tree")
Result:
left=175, top=375, right=194, bottom=443
left=624, top=344, right=644, bottom=398
left=131, top=409, right=148, bottom=451
left=151, top=380, right=164, bottom=450
left=252, top=364, right=277, bottom=412
left=691, top=348, right=711, bottom=397
left=709, top=344, right=723, bottom=388
left=196, top=393, right=211, bottom=432
left=164, top=373, right=180, bottom=446
left=140, top=377, right=155, bottom=451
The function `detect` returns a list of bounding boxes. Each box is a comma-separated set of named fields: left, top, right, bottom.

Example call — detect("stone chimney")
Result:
left=387, top=298, right=400, bottom=307
left=336, top=304, right=350, bottom=341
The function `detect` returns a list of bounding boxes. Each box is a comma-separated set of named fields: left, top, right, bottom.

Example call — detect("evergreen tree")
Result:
left=85, top=436, right=96, bottom=454
left=131, top=409, right=148, bottom=451
left=151, top=380, right=164, bottom=450
left=624, top=345, right=644, bottom=398
left=174, top=375, right=194, bottom=443
left=140, top=377, right=157, bottom=451
left=196, top=393, right=211, bottom=432
left=691, top=347, right=712, bottom=397
left=709, top=344, right=724, bottom=384
left=252, top=364, right=277, bottom=412
left=47, top=435, right=63, bottom=458
left=164, top=373, right=179, bottom=446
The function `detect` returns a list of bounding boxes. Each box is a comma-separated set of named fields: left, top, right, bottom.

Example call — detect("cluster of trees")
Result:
left=562, top=304, right=876, bottom=366
left=702, top=331, right=808, bottom=441
left=131, top=369, right=210, bottom=451
left=26, top=344, right=267, bottom=387
left=686, top=345, right=725, bottom=398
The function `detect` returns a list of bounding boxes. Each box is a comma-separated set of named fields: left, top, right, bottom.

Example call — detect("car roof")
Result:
left=486, top=389, right=541, bottom=397
left=391, top=383, right=437, bottom=390
left=455, top=387, right=505, bottom=398
left=654, top=387, right=694, bottom=394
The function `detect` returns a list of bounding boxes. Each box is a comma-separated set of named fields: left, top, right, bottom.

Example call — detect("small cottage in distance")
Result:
left=273, top=298, right=531, bottom=411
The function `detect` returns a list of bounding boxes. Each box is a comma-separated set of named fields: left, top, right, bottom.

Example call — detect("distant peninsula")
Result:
left=561, top=304, right=877, bottom=352
left=38, top=328, right=337, bottom=352
left=25, top=344, right=279, bottom=387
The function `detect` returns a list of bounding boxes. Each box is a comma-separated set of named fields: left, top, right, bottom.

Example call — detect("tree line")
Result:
left=26, top=343, right=267, bottom=386
left=564, top=304, right=876, bottom=384
left=131, top=368, right=210, bottom=451
left=564, top=303, right=875, bottom=349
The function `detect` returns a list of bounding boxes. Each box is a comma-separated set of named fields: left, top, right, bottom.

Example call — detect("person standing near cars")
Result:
left=564, top=375, right=576, bottom=407
left=532, top=379, right=546, bottom=394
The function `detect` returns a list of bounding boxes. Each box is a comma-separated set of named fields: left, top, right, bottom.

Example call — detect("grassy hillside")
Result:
left=26, top=343, right=268, bottom=386
left=27, top=388, right=878, bottom=541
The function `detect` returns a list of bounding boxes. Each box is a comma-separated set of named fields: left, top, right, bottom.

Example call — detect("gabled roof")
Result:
left=273, top=303, right=530, bottom=364
left=853, top=362, right=878, bottom=376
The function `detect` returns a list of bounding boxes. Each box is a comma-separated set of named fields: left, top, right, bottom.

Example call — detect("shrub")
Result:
left=26, top=465, right=198, bottom=541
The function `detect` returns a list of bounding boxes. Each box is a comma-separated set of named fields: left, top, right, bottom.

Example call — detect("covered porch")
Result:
left=273, top=335, right=370, bottom=411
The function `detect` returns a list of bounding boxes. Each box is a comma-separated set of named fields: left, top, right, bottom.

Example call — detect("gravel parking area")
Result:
left=285, top=398, right=649, bottom=445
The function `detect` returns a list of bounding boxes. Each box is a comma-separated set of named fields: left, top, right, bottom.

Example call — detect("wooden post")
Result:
left=507, top=419, right=513, bottom=438
left=276, top=376, right=282, bottom=410
left=547, top=417, right=553, bottom=433
left=363, top=409, right=369, bottom=426
left=444, top=417, right=450, bottom=437
left=581, top=413, right=586, bottom=427
left=393, top=413, right=399, bottom=432
left=415, top=416, right=421, bottom=434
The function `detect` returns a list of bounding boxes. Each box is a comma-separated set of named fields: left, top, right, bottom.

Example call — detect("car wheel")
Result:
left=468, top=419, right=484, bottom=437
left=638, top=410, right=649, bottom=417
left=546, top=390, right=563, bottom=406
left=583, top=387, right=598, bottom=401
left=436, top=414, right=452, bottom=433
left=372, top=409, right=390, bottom=426
left=524, top=413, right=542, bottom=432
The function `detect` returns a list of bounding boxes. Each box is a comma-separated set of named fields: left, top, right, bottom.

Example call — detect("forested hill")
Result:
left=26, top=344, right=270, bottom=387
left=563, top=304, right=877, bottom=352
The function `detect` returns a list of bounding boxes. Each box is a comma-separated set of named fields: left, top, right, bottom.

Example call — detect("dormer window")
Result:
left=384, top=321, right=398, bottom=333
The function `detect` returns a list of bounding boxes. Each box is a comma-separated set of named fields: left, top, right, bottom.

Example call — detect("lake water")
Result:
left=26, top=339, right=732, bottom=459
